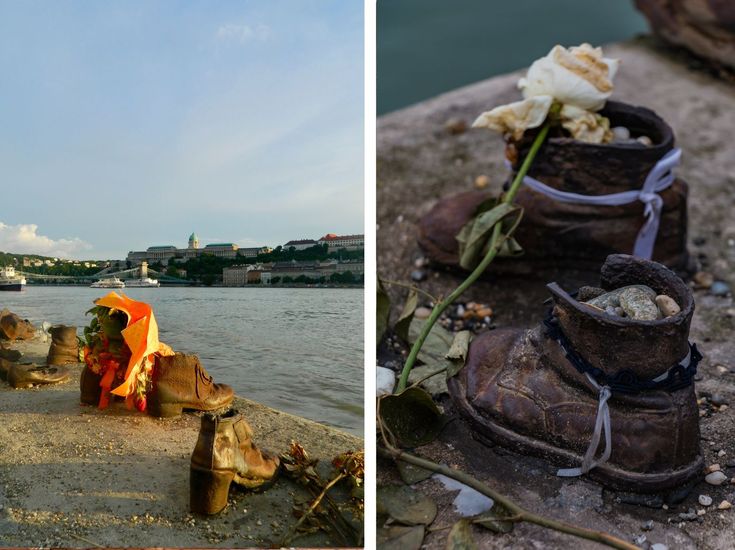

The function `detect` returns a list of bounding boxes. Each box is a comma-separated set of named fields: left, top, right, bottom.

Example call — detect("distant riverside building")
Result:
left=222, top=259, right=361, bottom=286
left=318, top=233, right=364, bottom=250
left=127, top=233, right=268, bottom=265
left=282, top=239, right=319, bottom=251
left=238, top=246, right=273, bottom=258
left=222, top=263, right=273, bottom=286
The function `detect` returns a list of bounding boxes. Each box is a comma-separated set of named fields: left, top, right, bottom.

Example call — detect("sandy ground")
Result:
left=377, top=38, right=735, bottom=549
left=0, top=339, right=362, bottom=548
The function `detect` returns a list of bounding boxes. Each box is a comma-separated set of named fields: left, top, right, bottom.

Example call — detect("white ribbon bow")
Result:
left=508, top=148, right=682, bottom=260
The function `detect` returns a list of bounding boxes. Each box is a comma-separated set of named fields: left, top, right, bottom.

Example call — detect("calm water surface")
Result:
left=1, top=286, right=364, bottom=436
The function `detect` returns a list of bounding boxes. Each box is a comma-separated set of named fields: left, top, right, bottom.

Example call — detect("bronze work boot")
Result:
left=0, top=358, right=13, bottom=381
left=147, top=353, right=234, bottom=418
left=447, top=255, right=703, bottom=495
left=0, top=345, right=22, bottom=362
left=47, top=325, right=80, bottom=366
left=79, top=365, right=103, bottom=405
left=190, top=409, right=280, bottom=515
left=418, top=101, right=691, bottom=280
left=7, top=363, right=70, bottom=389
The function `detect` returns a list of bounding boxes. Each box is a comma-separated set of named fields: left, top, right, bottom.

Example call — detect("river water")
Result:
left=1, top=286, right=364, bottom=436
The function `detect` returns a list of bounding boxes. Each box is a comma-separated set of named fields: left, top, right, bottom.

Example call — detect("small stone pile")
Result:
left=610, top=126, right=653, bottom=146
left=436, top=301, right=494, bottom=333
left=580, top=285, right=680, bottom=321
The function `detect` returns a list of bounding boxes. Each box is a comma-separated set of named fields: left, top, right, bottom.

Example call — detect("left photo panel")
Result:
left=0, top=1, right=364, bottom=547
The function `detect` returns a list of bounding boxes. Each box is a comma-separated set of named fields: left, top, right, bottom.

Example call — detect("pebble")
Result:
left=710, top=281, right=731, bottom=296
left=445, top=118, right=467, bottom=135
left=611, top=126, right=631, bottom=142
left=699, top=494, right=713, bottom=506
left=585, top=284, right=656, bottom=310
left=619, top=287, right=660, bottom=320
left=414, top=257, right=428, bottom=268
left=637, top=135, right=653, bottom=146
left=706, top=463, right=721, bottom=473
left=414, top=307, right=432, bottom=319
left=693, top=271, right=714, bottom=289
left=474, top=175, right=490, bottom=189
left=705, top=471, right=728, bottom=485
left=641, top=519, right=654, bottom=531
left=711, top=394, right=728, bottom=406
left=655, top=295, right=680, bottom=317
left=410, top=270, right=427, bottom=282
left=633, top=534, right=647, bottom=546
left=719, top=500, right=733, bottom=510
left=697, top=508, right=706, bottom=516
left=651, top=544, right=669, bottom=550
left=678, top=509, right=697, bottom=521
left=719, top=450, right=727, bottom=457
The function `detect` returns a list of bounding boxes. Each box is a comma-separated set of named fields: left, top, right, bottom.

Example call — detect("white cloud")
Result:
left=215, top=23, right=270, bottom=44
left=0, top=222, right=92, bottom=258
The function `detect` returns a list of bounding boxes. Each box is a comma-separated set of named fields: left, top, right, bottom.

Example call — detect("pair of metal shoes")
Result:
left=0, top=325, right=77, bottom=389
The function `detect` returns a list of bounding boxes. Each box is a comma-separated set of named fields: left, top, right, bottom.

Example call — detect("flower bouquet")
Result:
left=80, top=292, right=174, bottom=411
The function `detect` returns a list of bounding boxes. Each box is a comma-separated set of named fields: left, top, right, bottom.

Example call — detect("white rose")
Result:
left=472, top=95, right=552, bottom=140
left=519, top=43, right=619, bottom=111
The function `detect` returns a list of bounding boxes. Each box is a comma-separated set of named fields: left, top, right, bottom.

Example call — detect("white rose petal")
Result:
left=519, top=43, right=618, bottom=112
left=472, top=96, right=553, bottom=140
left=376, top=366, right=396, bottom=397
left=560, top=104, right=613, bottom=144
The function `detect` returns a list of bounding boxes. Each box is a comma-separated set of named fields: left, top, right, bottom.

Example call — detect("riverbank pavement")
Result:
left=0, top=336, right=362, bottom=548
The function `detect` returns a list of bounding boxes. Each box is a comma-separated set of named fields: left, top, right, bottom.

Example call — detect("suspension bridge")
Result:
left=17, top=265, right=190, bottom=286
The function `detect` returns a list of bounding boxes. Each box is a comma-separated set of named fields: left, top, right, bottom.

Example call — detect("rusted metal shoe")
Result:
left=418, top=101, right=691, bottom=280
left=46, top=325, right=80, bottom=366
left=447, top=255, right=703, bottom=495
left=146, top=353, right=234, bottom=418
left=190, top=408, right=280, bottom=515
left=7, top=363, right=70, bottom=389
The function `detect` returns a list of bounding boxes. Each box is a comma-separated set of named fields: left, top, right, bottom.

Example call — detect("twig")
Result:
left=396, top=122, right=551, bottom=392
left=282, top=472, right=347, bottom=545
left=381, top=278, right=439, bottom=303
left=68, top=533, right=104, bottom=548
left=378, top=446, right=639, bottom=550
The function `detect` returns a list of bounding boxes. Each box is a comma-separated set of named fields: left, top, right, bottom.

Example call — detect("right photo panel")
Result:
left=376, top=1, right=735, bottom=548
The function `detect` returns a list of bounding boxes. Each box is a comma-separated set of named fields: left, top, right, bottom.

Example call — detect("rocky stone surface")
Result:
left=656, top=294, right=682, bottom=317
left=378, top=37, right=735, bottom=549
left=635, top=0, right=735, bottom=72
left=585, top=284, right=656, bottom=310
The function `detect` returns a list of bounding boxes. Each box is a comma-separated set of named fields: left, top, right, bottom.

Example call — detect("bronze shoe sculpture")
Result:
left=0, top=345, right=22, bottom=362
left=447, top=254, right=703, bottom=495
left=79, top=365, right=103, bottom=405
left=146, top=353, right=234, bottom=418
left=46, top=325, right=80, bottom=366
left=190, top=408, right=280, bottom=515
left=0, top=358, right=13, bottom=381
left=418, top=101, right=691, bottom=280
left=7, top=363, right=70, bottom=389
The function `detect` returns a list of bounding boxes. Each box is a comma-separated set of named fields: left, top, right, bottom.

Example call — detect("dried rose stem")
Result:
left=396, top=123, right=551, bottom=392
left=378, top=446, right=639, bottom=550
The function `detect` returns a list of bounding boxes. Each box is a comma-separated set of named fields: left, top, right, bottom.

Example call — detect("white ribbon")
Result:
left=508, top=148, right=682, bottom=260
left=557, top=347, right=692, bottom=478
left=557, top=374, right=612, bottom=477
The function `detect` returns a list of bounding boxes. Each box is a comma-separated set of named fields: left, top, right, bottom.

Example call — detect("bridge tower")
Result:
left=140, top=261, right=148, bottom=278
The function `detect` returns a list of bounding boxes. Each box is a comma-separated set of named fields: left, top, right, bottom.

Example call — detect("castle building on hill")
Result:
left=126, top=233, right=270, bottom=265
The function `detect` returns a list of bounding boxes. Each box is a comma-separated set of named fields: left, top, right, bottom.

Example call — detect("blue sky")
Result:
left=0, top=1, right=363, bottom=259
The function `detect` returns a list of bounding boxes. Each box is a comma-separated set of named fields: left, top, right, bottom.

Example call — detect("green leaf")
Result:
left=446, top=330, right=471, bottom=379
left=376, top=525, right=425, bottom=550
left=377, top=484, right=437, bottom=526
left=377, top=278, right=391, bottom=345
left=446, top=519, right=477, bottom=550
left=378, top=386, right=443, bottom=448
left=408, top=318, right=454, bottom=368
left=394, top=289, right=418, bottom=342
left=396, top=460, right=434, bottom=485
left=472, top=503, right=515, bottom=534
left=455, top=203, right=524, bottom=270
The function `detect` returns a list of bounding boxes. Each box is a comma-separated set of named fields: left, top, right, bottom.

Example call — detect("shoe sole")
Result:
left=447, top=375, right=704, bottom=494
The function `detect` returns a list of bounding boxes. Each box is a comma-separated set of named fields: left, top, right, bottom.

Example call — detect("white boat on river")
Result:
left=90, top=277, right=125, bottom=289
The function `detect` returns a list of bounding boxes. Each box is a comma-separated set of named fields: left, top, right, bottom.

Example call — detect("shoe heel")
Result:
left=190, top=466, right=234, bottom=515
left=147, top=401, right=183, bottom=418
